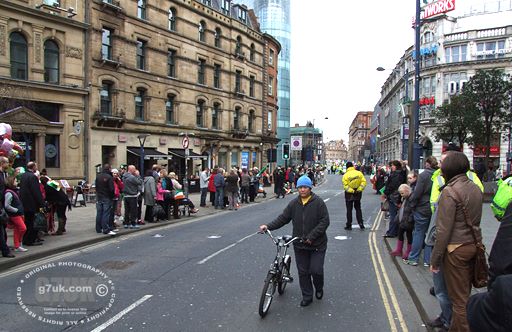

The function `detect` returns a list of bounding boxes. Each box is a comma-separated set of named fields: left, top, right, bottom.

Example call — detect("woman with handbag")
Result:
left=431, top=151, right=484, bottom=331
left=4, top=176, right=27, bottom=252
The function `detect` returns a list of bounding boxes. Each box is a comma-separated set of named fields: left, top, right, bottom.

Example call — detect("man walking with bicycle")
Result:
left=259, top=175, right=330, bottom=307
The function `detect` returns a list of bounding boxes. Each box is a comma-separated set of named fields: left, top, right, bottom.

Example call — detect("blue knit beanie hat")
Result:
left=296, top=175, right=312, bottom=188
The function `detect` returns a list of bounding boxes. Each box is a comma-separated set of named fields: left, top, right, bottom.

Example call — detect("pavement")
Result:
left=383, top=202, right=500, bottom=330
left=0, top=184, right=278, bottom=272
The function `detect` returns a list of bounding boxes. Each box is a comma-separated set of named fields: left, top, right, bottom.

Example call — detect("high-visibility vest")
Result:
left=430, top=169, right=484, bottom=213
left=491, top=177, right=512, bottom=220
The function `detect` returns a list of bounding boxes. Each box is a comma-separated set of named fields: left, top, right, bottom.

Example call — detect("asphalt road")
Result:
left=0, top=174, right=425, bottom=332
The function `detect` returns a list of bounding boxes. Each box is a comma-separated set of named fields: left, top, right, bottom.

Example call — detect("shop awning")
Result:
left=127, top=147, right=168, bottom=160
left=168, top=148, right=207, bottom=159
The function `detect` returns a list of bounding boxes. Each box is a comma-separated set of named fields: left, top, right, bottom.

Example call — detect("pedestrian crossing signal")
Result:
left=283, top=144, right=290, bottom=160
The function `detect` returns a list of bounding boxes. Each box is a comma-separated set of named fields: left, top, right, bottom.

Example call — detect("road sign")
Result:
left=182, top=136, right=189, bottom=149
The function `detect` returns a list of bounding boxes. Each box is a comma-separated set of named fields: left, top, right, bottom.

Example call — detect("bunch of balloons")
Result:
left=0, top=123, right=24, bottom=164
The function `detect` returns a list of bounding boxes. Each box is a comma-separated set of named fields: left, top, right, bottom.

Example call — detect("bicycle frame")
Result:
left=258, top=230, right=300, bottom=317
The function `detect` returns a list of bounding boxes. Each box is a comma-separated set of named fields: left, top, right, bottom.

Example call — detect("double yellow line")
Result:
left=368, top=210, right=409, bottom=332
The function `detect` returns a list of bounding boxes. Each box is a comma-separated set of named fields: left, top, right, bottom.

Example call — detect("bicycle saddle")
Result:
left=282, top=235, right=293, bottom=242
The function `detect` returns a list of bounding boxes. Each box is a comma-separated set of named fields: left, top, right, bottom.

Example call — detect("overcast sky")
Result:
left=289, top=0, right=489, bottom=143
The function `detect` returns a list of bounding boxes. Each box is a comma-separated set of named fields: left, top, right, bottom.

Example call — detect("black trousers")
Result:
left=1, top=225, right=10, bottom=256
left=294, top=248, right=326, bottom=301
left=345, top=199, right=363, bottom=227
left=124, top=197, right=138, bottom=226
left=23, top=211, right=37, bottom=245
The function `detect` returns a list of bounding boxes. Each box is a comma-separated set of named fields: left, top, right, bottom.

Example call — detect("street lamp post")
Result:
left=178, top=132, right=195, bottom=198
left=137, top=134, right=150, bottom=176
left=412, top=0, right=422, bottom=170
left=311, top=117, right=328, bottom=165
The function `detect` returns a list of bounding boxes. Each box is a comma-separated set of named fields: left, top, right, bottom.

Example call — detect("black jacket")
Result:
left=19, top=171, right=44, bottom=213
left=384, top=170, right=406, bottom=204
left=95, top=171, right=115, bottom=201
left=408, top=168, right=435, bottom=218
left=467, top=274, right=512, bottom=332
left=488, top=203, right=512, bottom=287
left=267, top=192, right=329, bottom=250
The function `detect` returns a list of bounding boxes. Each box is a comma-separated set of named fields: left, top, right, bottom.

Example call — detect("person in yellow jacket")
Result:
left=342, top=162, right=367, bottom=230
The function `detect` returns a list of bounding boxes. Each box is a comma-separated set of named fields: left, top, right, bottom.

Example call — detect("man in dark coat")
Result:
left=95, top=164, right=116, bottom=235
left=259, top=175, right=330, bottom=307
left=466, top=202, right=512, bottom=331
left=19, top=162, right=44, bottom=246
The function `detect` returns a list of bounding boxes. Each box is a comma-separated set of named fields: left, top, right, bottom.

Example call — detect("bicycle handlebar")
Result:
left=262, top=229, right=301, bottom=246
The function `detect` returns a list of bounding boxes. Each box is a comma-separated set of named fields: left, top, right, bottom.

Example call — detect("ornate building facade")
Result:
left=2, top=0, right=279, bottom=183
left=87, top=0, right=279, bottom=180
left=348, top=111, right=372, bottom=162
left=0, top=0, right=88, bottom=181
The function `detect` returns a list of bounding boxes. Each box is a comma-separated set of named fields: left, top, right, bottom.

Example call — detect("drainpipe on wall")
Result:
left=83, top=0, right=90, bottom=182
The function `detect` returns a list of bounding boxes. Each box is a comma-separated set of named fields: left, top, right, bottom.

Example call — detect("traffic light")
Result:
left=282, top=143, right=290, bottom=160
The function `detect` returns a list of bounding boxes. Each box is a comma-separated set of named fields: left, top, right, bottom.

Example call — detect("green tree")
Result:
left=464, top=69, right=512, bottom=169
left=433, top=93, right=479, bottom=150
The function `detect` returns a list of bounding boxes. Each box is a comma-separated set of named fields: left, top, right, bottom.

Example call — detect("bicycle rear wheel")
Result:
left=278, top=262, right=291, bottom=295
left=258, top=272, right=277, bottom=317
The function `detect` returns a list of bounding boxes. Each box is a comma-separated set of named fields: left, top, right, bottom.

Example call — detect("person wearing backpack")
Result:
left=342, top=161, right=367, bottom=230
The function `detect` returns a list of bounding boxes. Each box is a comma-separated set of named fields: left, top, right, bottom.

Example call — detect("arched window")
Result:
left=44, top=40, right=59, bottom=84
left=250, top=43, right=255, bottom=61
left=100, top=82, right=113, bottom=115
left=135, top=88, right=146, bottom=120
left=233, top=107, right=240, bottom=130
left=212, top=103, right=220, bottom=129
left=235, top=36, right=242, bottom=55
left=199, top=21, right=206, bottom=42
left=214, top=28, right=221, bottom=48
left=166, top=94, right=175, bottom=124
left=196, top=100, right=205, bottom=127
left=168, top=8, right=176, bottom=31
left=10, top=32, right=28, bottom=80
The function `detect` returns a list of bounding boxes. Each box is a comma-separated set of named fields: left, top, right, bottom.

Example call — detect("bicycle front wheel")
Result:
left=258, top=272, right=277, bottom=317
left=278, top=262, right=291, bottom=295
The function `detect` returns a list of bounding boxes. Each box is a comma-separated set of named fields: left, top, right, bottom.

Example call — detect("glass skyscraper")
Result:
left=238, top=0, right=290, bottom=166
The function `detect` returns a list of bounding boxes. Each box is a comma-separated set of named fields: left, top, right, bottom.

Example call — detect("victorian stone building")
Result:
left=375, top=6, right=512, bottom=171
left=87, top=0, right=279, bottom=180
left=1, top=0, right=279, bottom=183
left=324, top=139, right=348, bottom=162
left=348, top=111, right=372, bottom=162
left=0, top=0, right=88, bottom=181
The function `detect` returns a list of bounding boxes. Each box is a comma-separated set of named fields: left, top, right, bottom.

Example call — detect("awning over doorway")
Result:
left=127, top=147, right=168, bottom=160
left=168, top=148, right=207, bottom=159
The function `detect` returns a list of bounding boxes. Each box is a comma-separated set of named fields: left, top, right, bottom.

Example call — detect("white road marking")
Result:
left=90, top=295, right=153, bottom=332
left=207, top=235, right=221, bottom=239
left=324, top=198, right=330, bottom=202
left=197, top=232, right=258, bottom=264
left=335, top=192, right=341, bottom=197
left=334, top=236, right=349, bottom=240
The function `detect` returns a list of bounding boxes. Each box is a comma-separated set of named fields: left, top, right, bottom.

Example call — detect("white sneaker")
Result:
left=112, top=229, right=120, bottom=232
left=15, top=246, right=28, bottom=252
left=106, top=231, right=116, bottom=236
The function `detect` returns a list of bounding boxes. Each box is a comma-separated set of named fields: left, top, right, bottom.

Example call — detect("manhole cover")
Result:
left=97, top=260, right=137, bottom=270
